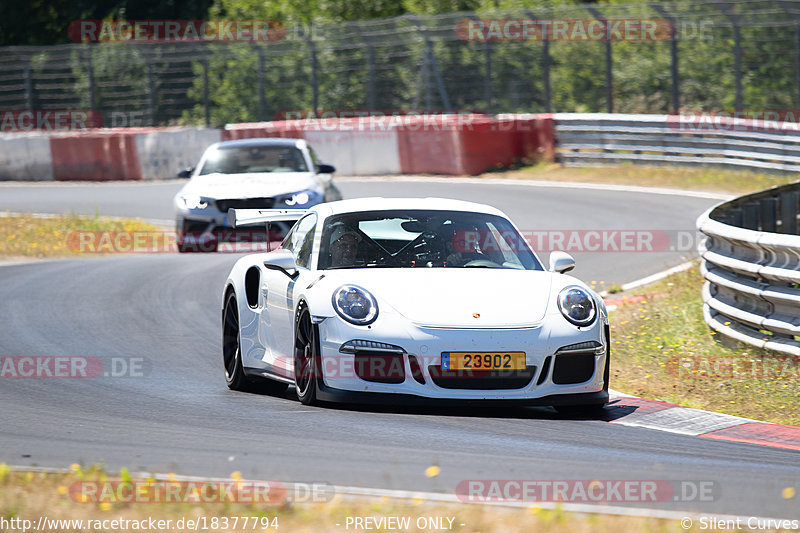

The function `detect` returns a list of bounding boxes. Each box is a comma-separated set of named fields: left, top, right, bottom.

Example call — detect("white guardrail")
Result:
left=553, top=113, right=800, bottom=173
left=697, top=184, right=800, bottom=356
left=553, top=113, right=800, bottom=355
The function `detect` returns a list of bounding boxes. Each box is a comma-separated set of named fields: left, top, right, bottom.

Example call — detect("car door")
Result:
left=262, top=213, right=317, bottom=378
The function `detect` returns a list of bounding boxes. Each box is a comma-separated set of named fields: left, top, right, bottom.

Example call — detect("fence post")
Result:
left=85, top=48, right=96, bottom=111
left=587, top=7, right=613, bottom=113
left=256, top=45, right=266, bottom=121
left=202, top=59, right=210, bottom=127
left=24, top=61, right=35, bottom=110
left=524, top=10, right=553, bottom=113
left=714, top=3, right=743, bottom=112
left=304, top=31, right=319, bottom=115
left=410, top=17, right=451, bottom=111
left=650, top=3, right=679, bottom=113
left=796, top=25, right=800, bottom=109
left=145, top=60, right=155, bottom=126
left=353, top=23, right=376, bottom=111
left=778, top=2, right=800, bottom=108
left=484, top=39, right=492, bottom=114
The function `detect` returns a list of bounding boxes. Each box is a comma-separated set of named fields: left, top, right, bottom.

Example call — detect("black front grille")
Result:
left=216, top=197, right=275, bottom=212
left=552, top=353, right=595, bottom=384
left=181, top=219, right=211, bottom=233
left=354, top=352, right=406, bottom=384
left=427, top=366, right=537, bottom=390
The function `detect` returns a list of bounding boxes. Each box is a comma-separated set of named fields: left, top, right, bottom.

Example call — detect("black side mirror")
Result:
left=317, top=164, right=335, bottom=174
left=177, top=167, right=194, bottom=179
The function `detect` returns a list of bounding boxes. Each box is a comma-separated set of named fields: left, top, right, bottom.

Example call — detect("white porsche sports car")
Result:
left=221, top=198, right=610, bottom=412
left=174, top=137, right=341, bottom=252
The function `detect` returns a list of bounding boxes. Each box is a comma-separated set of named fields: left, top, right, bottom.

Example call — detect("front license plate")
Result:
left=441, top=352, right=526, bottom=371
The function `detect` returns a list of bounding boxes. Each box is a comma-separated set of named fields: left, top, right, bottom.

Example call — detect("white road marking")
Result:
left=4, top=464, right=781, bottom=522
left=613, top=407, right=754, bottom=436
left=337, top=176, right=735, bottom=200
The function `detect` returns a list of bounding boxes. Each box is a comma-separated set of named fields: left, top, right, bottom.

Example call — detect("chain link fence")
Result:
left=2, top=0, right=800, bottom=127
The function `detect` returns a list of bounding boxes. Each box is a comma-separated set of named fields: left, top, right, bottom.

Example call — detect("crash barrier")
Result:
left=0, top=127, right=220, bottom=181
left=0, top=114, right=554, bottom=180
left=0, top=132, right=55, bottom=181
left=554, top=113, right=800, bottom=173
left=697, top=182, right=800, bottom=356
left=222, top=114, right=555, bottom=176
left=12, top=110, right=800, bottom=179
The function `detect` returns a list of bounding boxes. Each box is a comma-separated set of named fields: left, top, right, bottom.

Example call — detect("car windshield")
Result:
left=199, top=145, right=308, bottom=175
left=319, top=209, right=544, bottom=270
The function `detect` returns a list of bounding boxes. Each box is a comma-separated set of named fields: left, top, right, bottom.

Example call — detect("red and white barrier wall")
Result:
left=0, top=115, right=555, bottom=181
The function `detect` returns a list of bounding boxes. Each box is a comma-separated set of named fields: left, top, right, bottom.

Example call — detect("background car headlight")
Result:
left=176, top=195, right=209, bottom=210
left=332, top=285, right=378, bottom=325
left=278, top=190, right=320, bottom=207
left=558, top=286, right=596, bottom=326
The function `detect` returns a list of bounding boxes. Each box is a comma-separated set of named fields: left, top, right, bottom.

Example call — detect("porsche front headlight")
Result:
left=558, top=286, right=596, bottom=327
left=332, top=285, right=378, bottom=325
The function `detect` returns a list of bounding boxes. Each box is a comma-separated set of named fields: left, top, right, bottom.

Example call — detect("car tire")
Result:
left=222, top=291, right=251, bottom=391
left=294, top=304, right=319, bottom=406
left=222, top=291, right=290, bottom=395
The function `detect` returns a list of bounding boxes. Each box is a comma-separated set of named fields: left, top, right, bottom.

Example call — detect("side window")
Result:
left=291, top=214, right=317, bottom=269
left=296, top=222, right=317, bottom=268
left=281, top=225, right=296, bottom=251
left=308, top=147, right=320, bottom=172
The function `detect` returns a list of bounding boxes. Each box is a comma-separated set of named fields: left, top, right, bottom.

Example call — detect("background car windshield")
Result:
left=319, top=210, right=543, bottom=270
left=199, top=145, right=308, bottom=175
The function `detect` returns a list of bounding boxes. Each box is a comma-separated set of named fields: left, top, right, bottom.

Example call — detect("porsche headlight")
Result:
left=558, top=286, right=596, bottom=327
left=332, top=285, right=378, bottom=325
left=177, top=195, right=209, bottom=210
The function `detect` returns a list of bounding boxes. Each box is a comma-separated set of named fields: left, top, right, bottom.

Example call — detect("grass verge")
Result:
left=482, top=162, right=798, bottom=195
left=609, top=261, right=800, bottom=426
left=0, top=465, right=726, bottom=533
left=0, top=213, right=160, bottom=258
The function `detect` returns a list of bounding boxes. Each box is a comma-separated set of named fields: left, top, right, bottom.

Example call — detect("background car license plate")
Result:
left=441, top=352, right=525, bottom=371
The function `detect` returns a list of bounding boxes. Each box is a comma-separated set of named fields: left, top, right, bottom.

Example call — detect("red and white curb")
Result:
left=602, top=263, right=800, bottom=451
left=604, top=392, right=800, bottom=451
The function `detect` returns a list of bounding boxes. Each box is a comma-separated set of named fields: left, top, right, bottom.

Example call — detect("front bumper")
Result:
left=314, top=313, right=608, bottom=403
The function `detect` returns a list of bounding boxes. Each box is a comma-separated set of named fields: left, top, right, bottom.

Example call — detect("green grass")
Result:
left=610, top=262, right=800, bottom=426
left=0, top=214, right=161, bottom=258
left=481, top=162, right=799, bottom=195
left=0, top=465, right=740, bottom=533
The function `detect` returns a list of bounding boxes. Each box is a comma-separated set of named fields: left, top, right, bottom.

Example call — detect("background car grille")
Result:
left=215, top=197, right=275, bottom=212
left=427, top=366, right=537, bottom=390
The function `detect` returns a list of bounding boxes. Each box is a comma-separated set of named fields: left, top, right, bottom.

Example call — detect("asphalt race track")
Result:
left=1, top=178, right=797, bottom=519
left=0, top=178, right=725, bottom=284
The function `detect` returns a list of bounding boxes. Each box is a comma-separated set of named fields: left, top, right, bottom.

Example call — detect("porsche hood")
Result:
left=322, top=268, right=557, bottom=329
